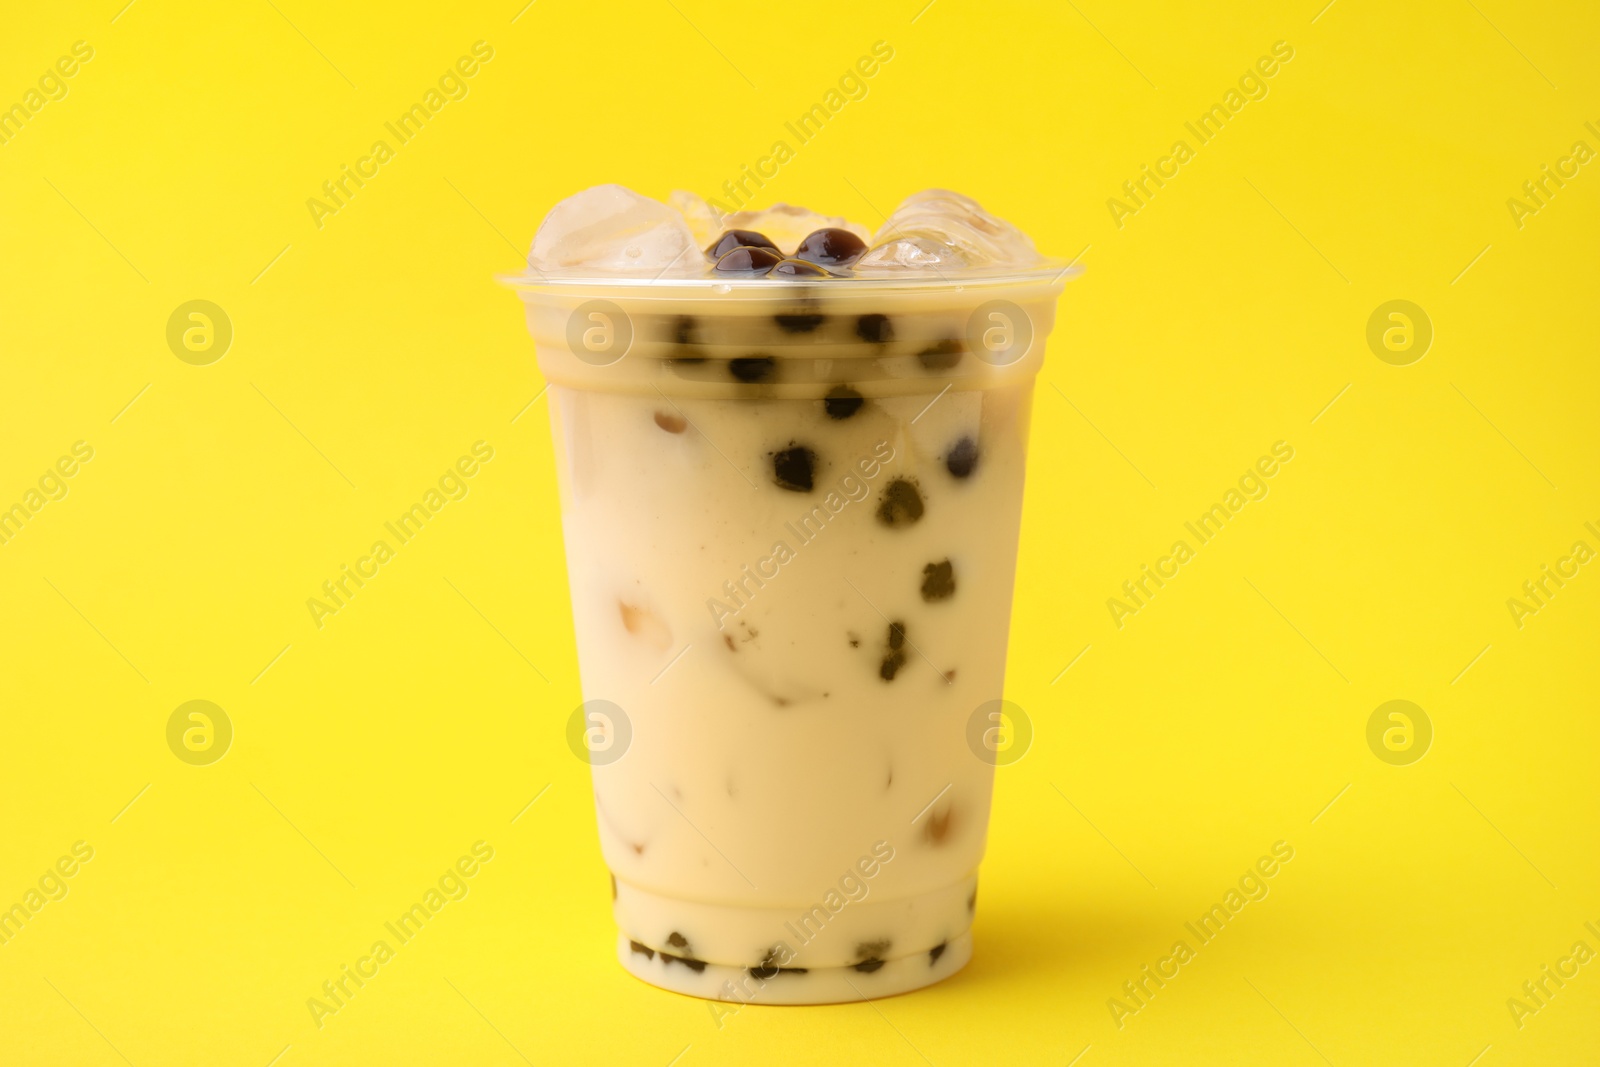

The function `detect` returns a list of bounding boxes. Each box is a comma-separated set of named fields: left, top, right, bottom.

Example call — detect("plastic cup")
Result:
left=508, top=263, right=1072, bottom=1004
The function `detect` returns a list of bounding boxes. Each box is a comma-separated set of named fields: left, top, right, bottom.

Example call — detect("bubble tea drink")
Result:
left=507, top=186, right=1072, bottom=1004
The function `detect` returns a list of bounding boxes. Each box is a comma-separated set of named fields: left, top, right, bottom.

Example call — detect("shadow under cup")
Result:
left=511, top=269, right=1068, bottom=1004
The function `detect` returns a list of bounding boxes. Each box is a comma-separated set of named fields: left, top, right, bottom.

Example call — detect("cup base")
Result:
left=617, top=930, right=971, bottom=1004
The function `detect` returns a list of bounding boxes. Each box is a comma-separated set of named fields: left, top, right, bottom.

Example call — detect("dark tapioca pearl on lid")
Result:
left=887, top=621, right=906, bottom=651
left=666, top=932, right=689, bottom=949
left=856, top=313, right=894, bottom=344
left=629, top=940, right=655, bottom=960
left=921, top=559, right=955, bottom=601
left=715, top=246, right=784, bottom=275
left=770, top=444, right=816, bottom=492
left=929, top=942, right=947, bottom=965
left=654, top=410, right=687, bottom=433
left=672, top=315, right=699, bottom=345
left=728, top=356, right=776, bottom=383
left=793, top=227, right=869, bottom=268
left=946, top=436, right=979, bottom=479
left=824, top=385, right=864, bottom=419
left=876, top=479, right=925, bottom=527
left=771, top=258, right=833, bottom=281
left=706, top=229, right=779, bottom=260
left=919, top=338, right=964, bottom=371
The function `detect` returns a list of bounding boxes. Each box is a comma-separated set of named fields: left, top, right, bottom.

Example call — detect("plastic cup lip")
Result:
left=498, top=258, right=1083, bottom=295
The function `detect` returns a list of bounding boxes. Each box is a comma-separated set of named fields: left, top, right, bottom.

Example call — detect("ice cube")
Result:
left=717, top=203, right=870, bottom=255
left=529, top=184, right=701, bottom=274
left=668, top=189, right=723, bottom=248
left=856, top=189, right=1040, bottom=270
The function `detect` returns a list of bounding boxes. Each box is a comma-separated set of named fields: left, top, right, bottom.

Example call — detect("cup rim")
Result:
left=498, top=259, right=1083, bottom=294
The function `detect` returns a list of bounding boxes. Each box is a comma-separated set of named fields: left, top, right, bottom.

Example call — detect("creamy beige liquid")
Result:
left=526, top=279, right=1058, bottom=1002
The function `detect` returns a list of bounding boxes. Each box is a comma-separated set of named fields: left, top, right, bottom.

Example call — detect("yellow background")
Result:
left=2, top=0, right=1597, bottom=1063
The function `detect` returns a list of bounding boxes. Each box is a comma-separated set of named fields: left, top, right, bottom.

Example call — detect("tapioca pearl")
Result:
left=729, top=356, right=776, bottom=383
left=661, top=952, right=707, bottom=972
left=661, top=932, right=707, bottom=972
left=707, top=229, right=779, bottom=260
left=654, top=410, right=687, bottom=433
left=794, top=227, right=868, bottom=268
left=770, top=258, right=832, bottom=282
left=876, top=479, right=924, bottom=527
left=919, top=339, right=964, bottom=370
left=856, top=313, right=894, bottom=344
left=672, top=314, right=699, bottom=345
left=824, top=385, right=865, bottom=420
left=919, top=339, right=964, bottom=371
left=887, top=620, right=906, bottom=651
left=774, top=309, right=826, bottom=332
left=629, top=940, right=655, bottom=960
left=770, top=444, right=816, bottom=492
left=921, top=559, right=955, bottom=601
left=880, top=621, right=908, bottom=681
left=853, top=939, right=891, bottom=973
left=715, top=246, right=783, bottom=275
left=774, top=312, right=826, bottom=332
left=750, top=945, right=809, bottom=979
left=946, top=436, right=979, bottom=479
left=880, top=649, right=906, bottom=681
left=923, top=806, right=955, bottom=846
left=929, top=942, right=947, bottom=965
